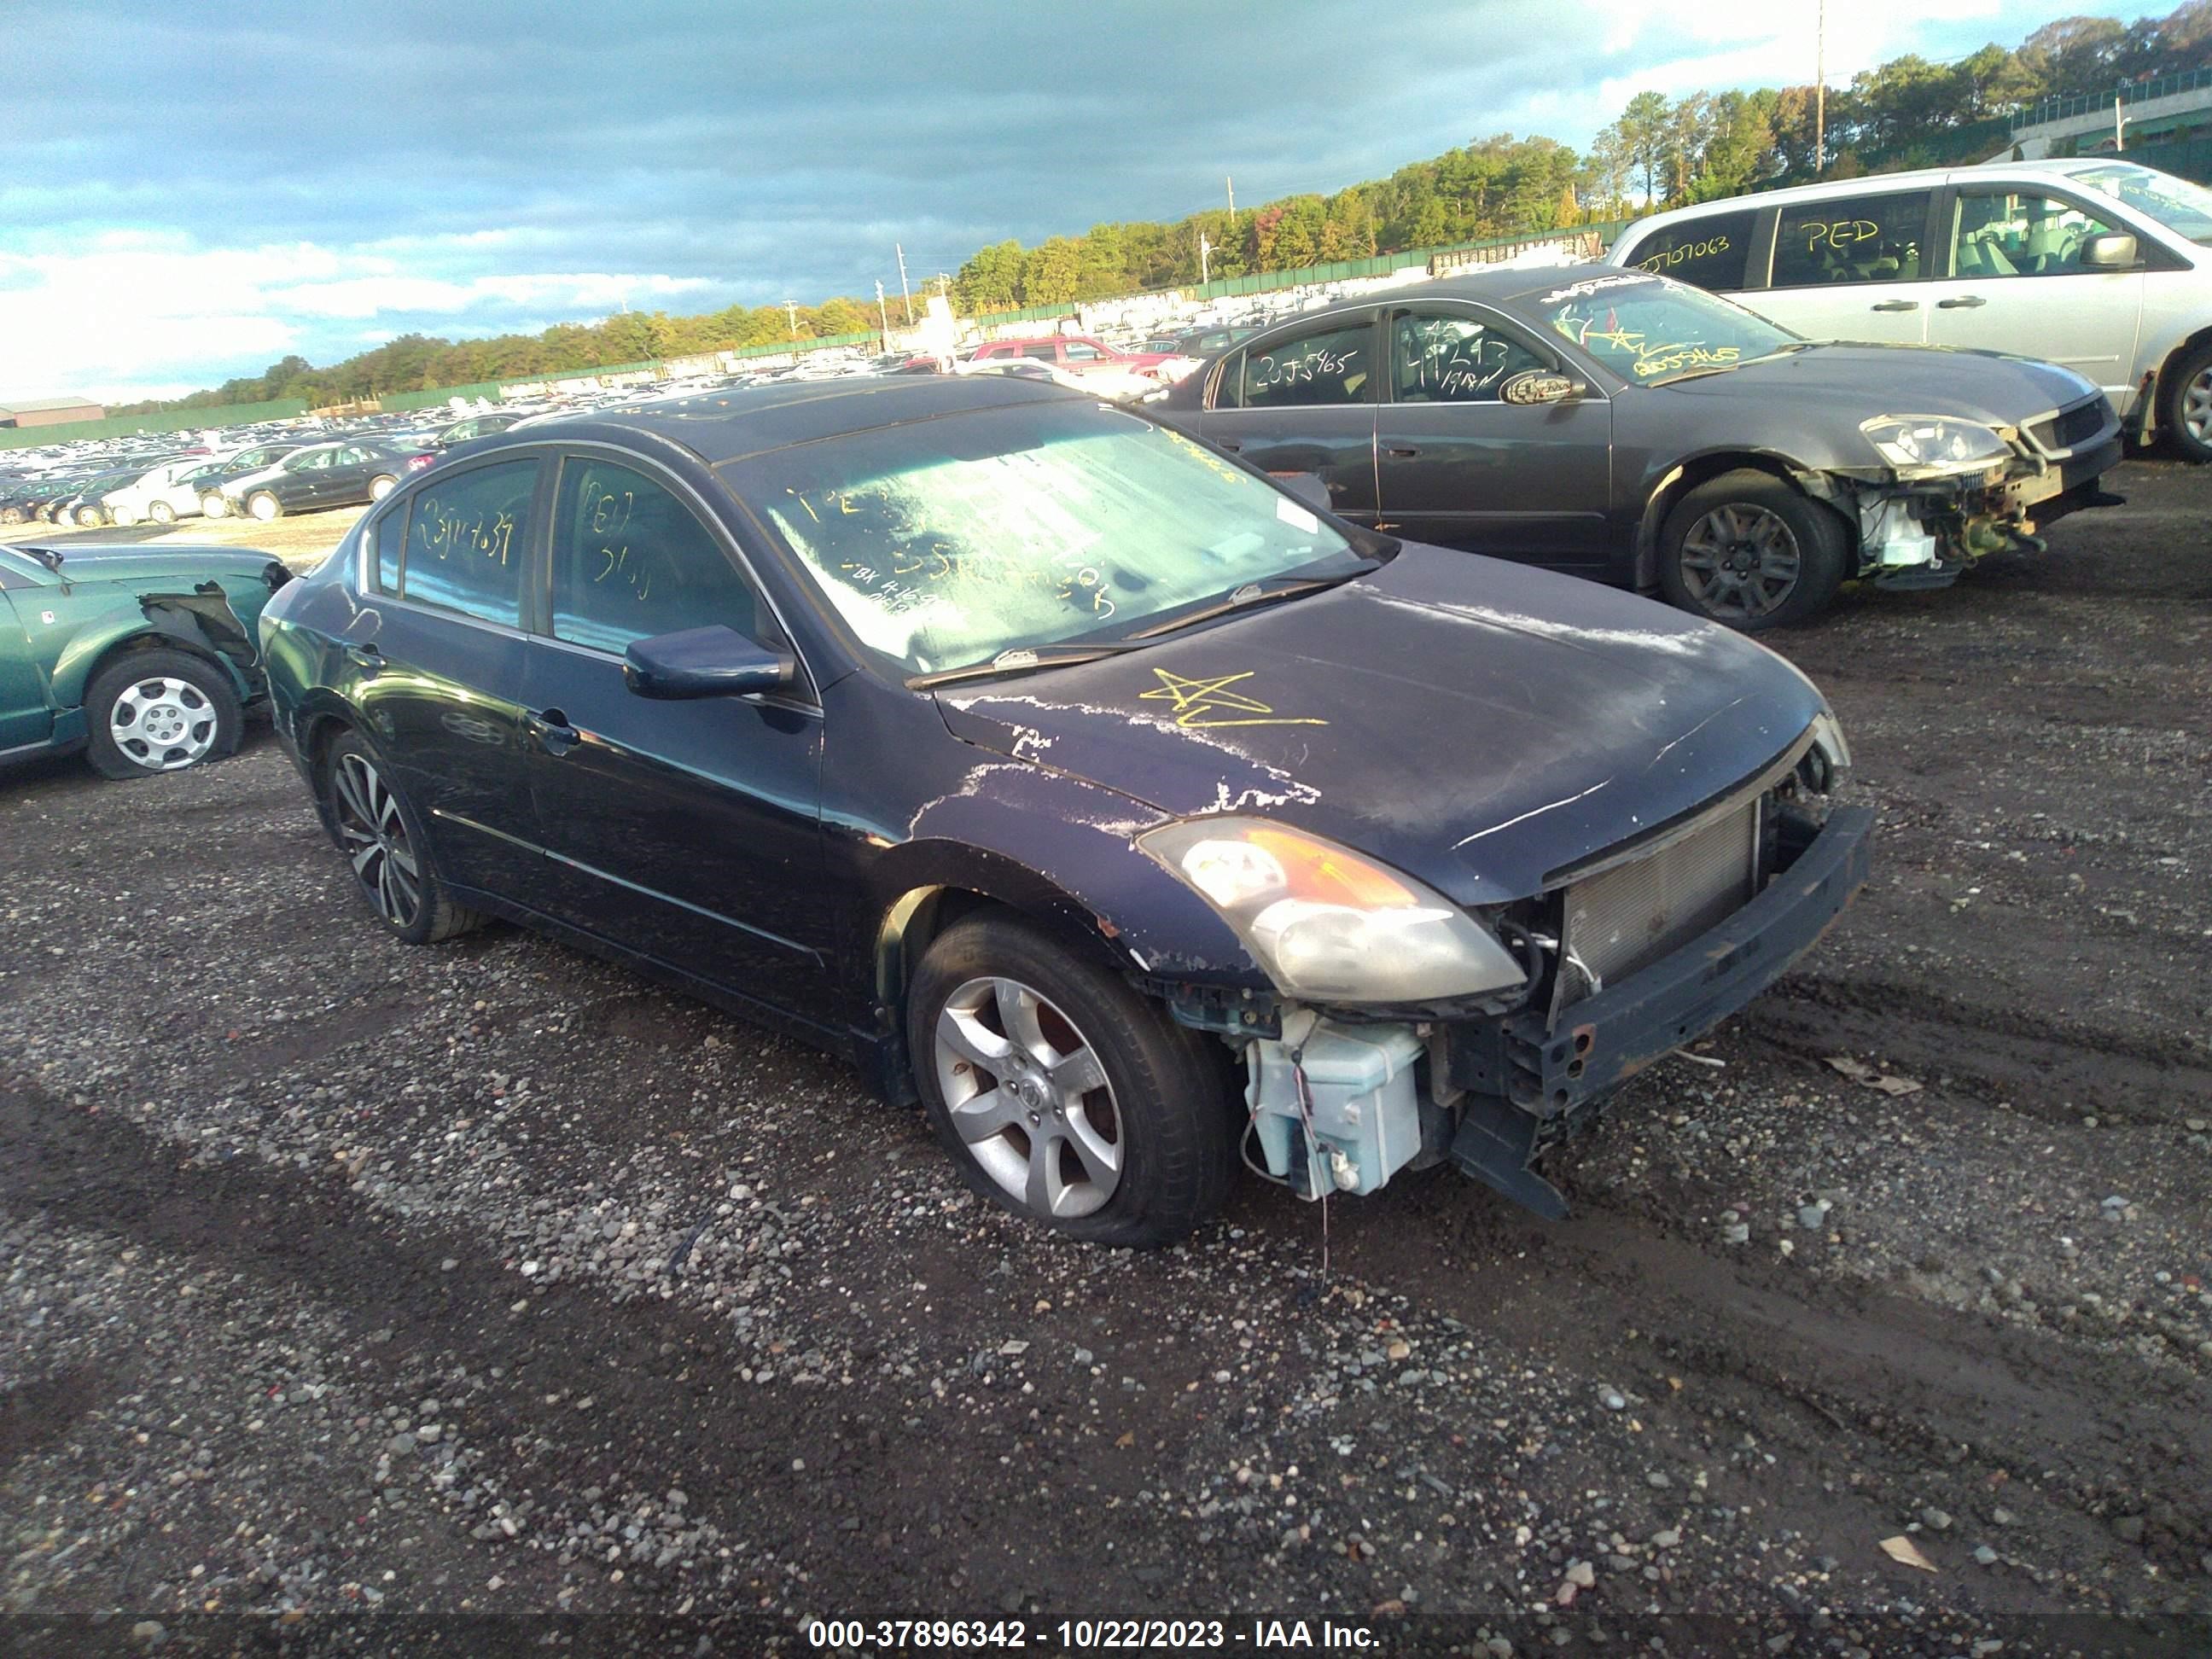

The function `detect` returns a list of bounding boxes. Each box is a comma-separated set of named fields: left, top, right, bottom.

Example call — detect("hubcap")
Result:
left=934, top=975, right=1121, bottom=1220
left=250, top=493, right=279, bottom=520
left=108, top=675, right=218, bottom=771
left=331, top=753, right=422, bottom=928
left=2183, top=366, right=2212, bottom=444
left=1679, top=504, right=1802, bottom=620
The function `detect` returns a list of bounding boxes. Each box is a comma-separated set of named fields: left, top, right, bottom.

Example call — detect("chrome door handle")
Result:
left=1938, top=295, right=1987, bottom=309
left=1870, top=300, right=1919, bottom=312
left=343, top=643, right=382, bottom=676
left=524, top=709, right=580, bottom=756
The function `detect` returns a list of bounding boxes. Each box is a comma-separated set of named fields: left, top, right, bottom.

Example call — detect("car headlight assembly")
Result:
left=1860, top=415, right=2011, bottom=474
left=1800, top=709, right=1853, bottom=793
left=1138, top=817, right=1527, bottom=1004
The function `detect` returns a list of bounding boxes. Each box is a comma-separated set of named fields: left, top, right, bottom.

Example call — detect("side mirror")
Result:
left=624, top=625, right=796, bottom=700
left=1272, top=471, right=1333, bottom=514
left=1501, top=371, right=1584, bottom=406
left=2079, top=230, right=2139, bottom=269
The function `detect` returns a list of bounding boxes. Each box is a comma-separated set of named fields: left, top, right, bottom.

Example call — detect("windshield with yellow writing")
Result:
left=1538, top=274, right=1797, bottom=384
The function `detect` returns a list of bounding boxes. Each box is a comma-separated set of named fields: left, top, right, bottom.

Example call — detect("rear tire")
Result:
left=2163, top=339, right=2212, bottom=464
left=148, top=499, right=177, bottom=524
left=1659, top=470, right=1848, bottom=631
left=201, top=494, right=229, bottom=519
left=368, top=474, right=398, bottom=501
left=84, top=649, right=242, bottom=779
left=906, top=911, right=1236, bottom=1247
left=320, top=731, right=486, bottom=946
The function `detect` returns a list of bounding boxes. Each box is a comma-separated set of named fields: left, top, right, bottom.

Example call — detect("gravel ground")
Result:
left=2, top=461, right=2208, bottom=1657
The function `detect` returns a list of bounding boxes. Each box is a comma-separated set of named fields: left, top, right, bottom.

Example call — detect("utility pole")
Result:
left=1813, top=0, right=1825, bottom=176
left=783, top=300, right=798, bottom=341
left=895, top=243, right=914, bottom=323
left=2115, top=83, right=2128, bottom=152
left=1199, top=231, right=1212, bottom=284
left=876, top=280, right=891, bottom=341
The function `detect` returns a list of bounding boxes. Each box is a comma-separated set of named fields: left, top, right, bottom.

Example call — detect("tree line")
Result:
left=117, top=3, right=2211, bottom=417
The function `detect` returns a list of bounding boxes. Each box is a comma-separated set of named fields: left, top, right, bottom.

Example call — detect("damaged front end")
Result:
left=1823, top=398, right=2122, bottom=591
left=1145, top=720, right=1871, bottom=1220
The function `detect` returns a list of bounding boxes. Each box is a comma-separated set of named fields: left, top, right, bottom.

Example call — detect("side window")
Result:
left=1240, top=320, right=1373, bottom=409
left=1022, top=343, right=1058, bottom=360
left=373, top=506, right=405, bottom=594
left=1392, top=312, right=1551, bottom=404
left=292, top=450, right=332, bottom=471
left=1621, top=210, right=1756, bottom=290
left=1063, top=342, right=1103, bottom=361
left=550, top=458, right=758, bottom=654
left=1772, top=191, right=1931, bottom=288
left=399, top=458, right=538, bottom=626
left=1210, top=349, right=1247, bottom=410
left=1951, top=190, right=2122, bottom=278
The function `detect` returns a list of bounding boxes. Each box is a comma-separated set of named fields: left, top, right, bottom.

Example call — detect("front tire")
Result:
left=247, top=491, right=282, bottom=521
left=83, top=649, right=242, bottom=778
left=321, top=731, right=485, bottom=945
left=148, top=499, right=177, bottom=524
left=2163, top=340, right=2212, bottom=464
left=201, top=494, right=229, bottom=519
left=907, top=912, right=1236, bottom=1246
left=111, top=506, right=139, bottom=527
left=1659, top=469, right=1848, bottom=631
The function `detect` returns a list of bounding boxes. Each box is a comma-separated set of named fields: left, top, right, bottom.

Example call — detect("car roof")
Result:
left=503, top=374, right=1076, bottom=466
left=1618, top=157, right=2155, bottom=235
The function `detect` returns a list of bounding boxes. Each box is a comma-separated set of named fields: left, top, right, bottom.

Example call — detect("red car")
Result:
left=964, top=334, right=1177, bottom=379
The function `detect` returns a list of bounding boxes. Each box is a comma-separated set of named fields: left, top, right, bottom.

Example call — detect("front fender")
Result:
left=1630, top=445, right=1853, bottom=591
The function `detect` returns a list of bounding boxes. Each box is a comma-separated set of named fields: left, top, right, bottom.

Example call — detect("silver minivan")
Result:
left=1607, top=159, right=2212, bottom=461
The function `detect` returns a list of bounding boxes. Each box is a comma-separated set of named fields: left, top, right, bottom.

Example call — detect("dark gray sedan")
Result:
left=1157, top=267, right=2123, bottom=627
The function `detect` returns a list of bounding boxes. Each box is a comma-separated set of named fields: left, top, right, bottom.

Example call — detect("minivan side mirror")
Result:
left=624, top=626, right=796, bottom=700
left=2079, top=230, right=2139, bottom=269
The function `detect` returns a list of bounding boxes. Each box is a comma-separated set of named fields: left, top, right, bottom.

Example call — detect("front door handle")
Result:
left=1385, top=445, right=1420, bottom=458
left=1870, top=299, right=1919, bottom=312
left=344, top=643, right=382, bottom=676
left=524, top=708, right=581, bottom=757
left=1938, top=295, right=1987, bottom=309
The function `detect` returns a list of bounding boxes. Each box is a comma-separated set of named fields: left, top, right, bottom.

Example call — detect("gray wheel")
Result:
left=148, top=498, right=177, bottom=523
left=1659, top=469, right=1848, bottom=631
left=2164, top=341, right=2212, bottom=463
left=934, top=975, right=1124, bottom=1220
left=83, top=649, right=242, bottom=779
left=907, top=912, right=1236, bottom=1246
left=247, top=490, right=282, bottom=521
left=322, top=732, right=484, bottom=945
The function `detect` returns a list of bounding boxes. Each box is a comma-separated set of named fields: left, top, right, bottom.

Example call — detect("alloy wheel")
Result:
left=107, top=675, right=218, bottom=771
left=1677, top=503, right=1803, bottom=620
left=331, top=752, right=422, bottom=928
left=934, top=975, right=1122, bottom=1220
left=2184, top=365, right=2212, bottom=445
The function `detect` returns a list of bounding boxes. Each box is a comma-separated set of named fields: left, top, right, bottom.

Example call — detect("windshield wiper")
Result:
left=1122, top=565, right=1376, bottom=642
left=908, top=643, right=1139, bottom=690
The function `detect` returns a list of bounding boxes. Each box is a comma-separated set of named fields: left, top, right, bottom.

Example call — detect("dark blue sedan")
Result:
left=257, top=375, right=1870, bottom=1245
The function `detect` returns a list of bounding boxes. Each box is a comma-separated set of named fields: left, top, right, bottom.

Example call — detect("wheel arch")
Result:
left=2152, top=324, right=2212, bottom=439
left=1633, top=449, right=1857, bottom=591
left=61, top=620, right=251, bottom=713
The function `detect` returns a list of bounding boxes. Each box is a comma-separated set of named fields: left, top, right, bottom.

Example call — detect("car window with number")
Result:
left=1392, top=312, right=1551, bottom=403
left=1620, top=209, right=1756, bottom=290
left=396, top=458, right=538, bottom=626
left=1771, top=191, right=1930, bottom=288
left=550, top=458, right=758, bottom=653
left=1951, top=189, right=2122, bottom=278
left=1233, top=320, right=1373, bottom=410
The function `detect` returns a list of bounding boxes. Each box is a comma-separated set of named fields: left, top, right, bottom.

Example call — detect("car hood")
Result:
left=933, top=545, right=1826, bottom=908
left=22, top=544, right=287, bottom=589
left=1650, top=342, right=2097, bottom=420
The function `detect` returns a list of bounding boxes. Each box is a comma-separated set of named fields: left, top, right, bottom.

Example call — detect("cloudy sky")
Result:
left=2, top=0, right=2112, bottom=403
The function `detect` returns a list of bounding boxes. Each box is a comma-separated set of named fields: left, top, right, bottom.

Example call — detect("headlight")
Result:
left=1860, top=416, right=2010, bottom=473
left=1137, top=817, right=1526, bottom=1004
left=1802, top=709, right=1853, bottom=793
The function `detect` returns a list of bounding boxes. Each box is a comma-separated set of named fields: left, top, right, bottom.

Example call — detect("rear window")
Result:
left=1620, top=210, right=1756, bottom=291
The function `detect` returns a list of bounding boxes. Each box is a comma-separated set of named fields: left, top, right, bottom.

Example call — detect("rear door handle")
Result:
left=1870, top=300, right=1919, bottom=312
left=524, top=708, right=580, bottom=757
left=1385, top=445, right=1420, bottom=458
left=1214, top=439, right=1243, bottom=451
left=344, top=643, right=382, bottom=676
left=1938, top=295, right=1987, bottom=309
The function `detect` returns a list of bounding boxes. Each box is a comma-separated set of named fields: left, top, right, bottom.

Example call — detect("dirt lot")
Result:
left=2, top=466, right=2208, bottom=1656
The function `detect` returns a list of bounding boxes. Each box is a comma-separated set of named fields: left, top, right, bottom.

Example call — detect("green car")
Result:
left=0, top=541, right=292, bottom=779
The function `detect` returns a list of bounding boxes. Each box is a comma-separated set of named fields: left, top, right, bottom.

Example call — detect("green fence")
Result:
left=2125, top=134, right=2212, bottom=183
left=0, top=397, right=309, bottom=451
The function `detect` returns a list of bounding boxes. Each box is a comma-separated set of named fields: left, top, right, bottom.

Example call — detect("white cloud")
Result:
left=0, top=234, right=713, bottom=402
